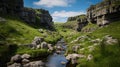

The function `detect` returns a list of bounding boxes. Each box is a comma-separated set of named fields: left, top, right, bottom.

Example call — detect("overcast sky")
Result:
left=24, top=0, right=102, bottom=22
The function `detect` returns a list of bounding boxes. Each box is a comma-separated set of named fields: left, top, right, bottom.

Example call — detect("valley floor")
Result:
left=0, top=16, right=120, bottom=67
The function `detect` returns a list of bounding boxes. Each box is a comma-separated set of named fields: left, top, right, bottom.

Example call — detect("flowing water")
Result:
left=47, top=39, right=68, bottom=67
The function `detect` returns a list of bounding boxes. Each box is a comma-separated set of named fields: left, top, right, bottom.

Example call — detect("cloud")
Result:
left=33, top=0, right=75, bottom=8
left=51, top=10, right=86, bottom=22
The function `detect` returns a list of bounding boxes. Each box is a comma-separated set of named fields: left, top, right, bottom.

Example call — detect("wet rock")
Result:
left=26, top=61, right=45, bottom=67
left=41, top=42, right=48, bottom=49
left=66, top=54, right=85, bottom=64
left=21, top=54, right=31, bottom=59
left=11, top=54, right=22, bottom=63
left=56, top=45, right=62, bottom=50
left=31, top=37, right=44, bottom=49
left=61, top=61, right=66, bottom=65
left=8, top=63, right=22, bottom=67
left=47, top=44, right=53, bottom=51
left=56, top=50, right=61, bottom=54
left=36, top=45, right=41, bottom=49
left=22, top=59, right=30, bottom=64
left=23, top=63, right=30, bottom=67
left=32, top=37, right=44, bottom=45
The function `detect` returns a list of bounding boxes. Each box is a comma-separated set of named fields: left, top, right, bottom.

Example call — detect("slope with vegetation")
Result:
left=0, top=15, right=61, bottom=66
left=65, top=21, right=120, bottom=67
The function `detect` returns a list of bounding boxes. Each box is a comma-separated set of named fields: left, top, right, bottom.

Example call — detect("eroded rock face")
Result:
left=22, top=8, right=53, bottom=28
left=0, top=0, right=53, bottom=29
left=87, top=0, right=120, bottom=26
left=66, top=14, right=88, bottom=31
left=76, top=16, right=88, bottom=31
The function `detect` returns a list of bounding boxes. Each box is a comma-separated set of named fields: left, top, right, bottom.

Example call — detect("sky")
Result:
left=24, top=0, right=102, bottom=22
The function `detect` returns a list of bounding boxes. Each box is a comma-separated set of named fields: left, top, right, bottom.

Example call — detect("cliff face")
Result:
left=22, top=8, right=53, bottom=28
left=0, top=0, right=53, bottom=28
left=0, top=0, right=23, bottom=16
left=87, top=0, right=120, bottom=26
left=66, top=15, right=88, bottom=31
left=65, top=0, right=120, bottom=32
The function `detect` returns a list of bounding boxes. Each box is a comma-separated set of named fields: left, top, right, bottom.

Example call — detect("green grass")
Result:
left=82, top=22, right=99, bottom=32
left=0, top=16, right=61, bottom=45
left=0, top=16, right=61, bottom=66
left=92, top=21, right=120, bottom=39
left=57, top=20, right=120, bottom=67
left=55, top=22, right=82, bottom=43
left=0, top=16, right=42, bottom=44
left=16, top=45, right=51, bottom=58
left=75, top=21, right=120, bottom=67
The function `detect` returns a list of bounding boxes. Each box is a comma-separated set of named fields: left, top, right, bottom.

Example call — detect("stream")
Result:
left=47, top=39, right=68, bottom=67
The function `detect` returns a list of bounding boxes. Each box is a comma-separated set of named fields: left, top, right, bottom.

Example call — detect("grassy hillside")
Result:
left=0, top=15, right=120, bottom=67
left=92, top=21, right=120, bottom=39
left=65, top=21, right=120, bottom=67
left=54, top=22, right=82, bottom=43
left=0, top=16, right=61, bottom=66
left=0, top=16, right=61, bottom=45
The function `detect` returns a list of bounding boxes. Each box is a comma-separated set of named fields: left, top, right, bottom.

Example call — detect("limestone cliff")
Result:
left=66, top=0, right=120, bottom=32
left=87, top=0, right=120, bottom=26
left=22, top=8, right=53, bottom=28
left=65, top=14, right=88, bottom=31
left=0, top=0, right=53, bottom=29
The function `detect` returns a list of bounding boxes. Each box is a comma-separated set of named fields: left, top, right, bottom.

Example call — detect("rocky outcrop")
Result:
left=0, top=0, right=53, bottom=29
left=66, top=54, right=85, bottom=64
left=8, top=54, right=45, bottom=67
left=87, top=0, right=120, bottom=26
left=66, top=0, right=120, bottom=31
left=76, top=15, right=88, bottom=31
left=66, top=15, right=88, bottom=31
left=11, top=54, right=22, bottom=63
left=22, top=8, right=53, bottom=28
left=24, top=36, right=53, bottom=51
